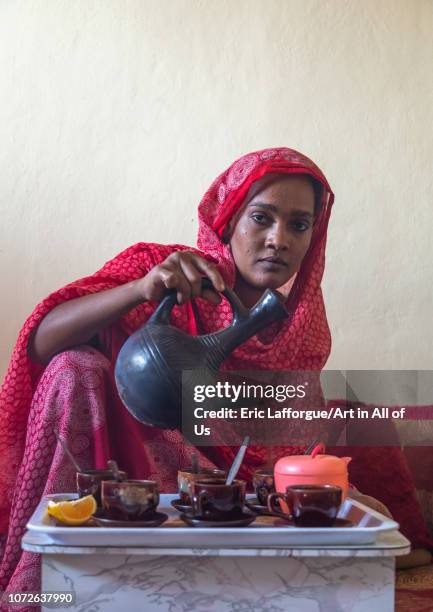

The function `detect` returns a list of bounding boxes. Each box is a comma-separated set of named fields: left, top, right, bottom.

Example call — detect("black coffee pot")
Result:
left=114, top=279, right=288, bottom=429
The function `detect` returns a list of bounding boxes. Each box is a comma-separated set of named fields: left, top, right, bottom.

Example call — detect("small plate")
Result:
left=180, top=511, right=256, bottom=528
left=93, top=512, right=168, bottom=528
left=171, top=499, right=193, bottom=513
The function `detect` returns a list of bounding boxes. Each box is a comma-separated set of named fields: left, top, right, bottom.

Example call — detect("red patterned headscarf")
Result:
left=195, top=147, right=334, bottom=370
left=0, top=147, right=334, bottom=531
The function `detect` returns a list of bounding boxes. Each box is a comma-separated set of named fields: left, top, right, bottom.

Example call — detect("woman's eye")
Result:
left=251, top=213, right=269, bottom=224
left=292, top=221, right=310, bottom=232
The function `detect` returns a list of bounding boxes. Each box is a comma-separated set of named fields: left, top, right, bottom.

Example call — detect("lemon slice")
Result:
left=47, top=500, right=64, bottom=521
left=47, top=495, right=97, bottom=525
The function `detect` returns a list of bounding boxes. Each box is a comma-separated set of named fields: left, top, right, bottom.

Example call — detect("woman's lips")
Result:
left=257, top=257, right=288, bottom=269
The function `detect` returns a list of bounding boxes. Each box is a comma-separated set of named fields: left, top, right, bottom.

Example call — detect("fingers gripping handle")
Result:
left=149, top=277, right=248, bottom=327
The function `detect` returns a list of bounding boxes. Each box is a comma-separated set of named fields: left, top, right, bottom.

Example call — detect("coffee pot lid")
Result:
left=274, top=444, right=351, bottom=476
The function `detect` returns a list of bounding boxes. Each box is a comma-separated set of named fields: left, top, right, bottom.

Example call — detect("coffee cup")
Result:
left=101, top=479, right=159, bottom=521
left=177, top=467, right=226, bottom=504
left=76, top=469, right=128, bottom=506
left=267, top=484, right=342, bottom=527
left=252, top=468, right=275, bottom=506
left=191, top=479, right=246, bottom=521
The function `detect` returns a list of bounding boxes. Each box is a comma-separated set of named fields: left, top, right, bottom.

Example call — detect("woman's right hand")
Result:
left=28, top=251, right=226, bottom=365
left=137, top=251, right=225, bottom=305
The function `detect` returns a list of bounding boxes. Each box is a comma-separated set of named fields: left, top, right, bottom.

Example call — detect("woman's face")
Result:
left=226, top=175, right=316, bottom=304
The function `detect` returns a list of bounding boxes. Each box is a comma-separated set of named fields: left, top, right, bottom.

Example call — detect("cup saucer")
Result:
left=245, top=497, right=275, bottom=516
left=180, top=511, right=256, bottom=528
left=170, top=498, right=193, bottom=513
left=93, top=511, right=168, bottom=528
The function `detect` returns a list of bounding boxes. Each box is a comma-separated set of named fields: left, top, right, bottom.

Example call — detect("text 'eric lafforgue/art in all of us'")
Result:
left=189, top=382, right=406, bottom=436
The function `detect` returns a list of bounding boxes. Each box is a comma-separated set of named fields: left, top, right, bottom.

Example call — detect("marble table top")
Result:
left=22, top=529, right=410, bottom=557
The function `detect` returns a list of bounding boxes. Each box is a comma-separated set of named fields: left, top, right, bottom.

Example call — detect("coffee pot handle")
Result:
left=148, top=277, right=249, bottom=327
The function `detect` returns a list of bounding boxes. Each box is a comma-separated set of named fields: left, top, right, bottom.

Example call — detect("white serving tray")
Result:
left=26, top=493, right=399, bottom=548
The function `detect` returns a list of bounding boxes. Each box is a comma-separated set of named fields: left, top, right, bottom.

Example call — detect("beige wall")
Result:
left=1, top=0, right=432, bottom=381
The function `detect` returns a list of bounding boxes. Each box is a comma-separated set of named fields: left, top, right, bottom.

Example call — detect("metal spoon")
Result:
left=226, top=436, right=250, bottom=485
left=304, top=437, right=320, bottom=455
left=54, top=429, right=83, bottom=473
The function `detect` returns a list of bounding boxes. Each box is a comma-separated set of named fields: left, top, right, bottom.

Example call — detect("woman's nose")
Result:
left=265, top=224, right=290, bottom=251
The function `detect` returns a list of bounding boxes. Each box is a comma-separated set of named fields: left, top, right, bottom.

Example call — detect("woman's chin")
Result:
left=251, top=275, right=291, bottom=292
left=235, top=270, right=292, bottom=299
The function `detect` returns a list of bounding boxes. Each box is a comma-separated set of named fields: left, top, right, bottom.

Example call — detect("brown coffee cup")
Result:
left=101, top=479, right=159, bottom=521
left=267, top=484, right=342, bottom=527
left=191, top=479, right=246, bottom=520
left=76, top=469, right=128, bottom=506
left=177, top=467, right=226, bottom=504
left=252, top=468, right=275, bottom=506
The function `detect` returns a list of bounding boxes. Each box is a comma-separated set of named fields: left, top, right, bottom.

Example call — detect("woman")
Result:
left=0, top=147, right=430, bottom=596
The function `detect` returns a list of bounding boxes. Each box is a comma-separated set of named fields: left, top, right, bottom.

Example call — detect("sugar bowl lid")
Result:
left=274, top=443, right=351, bottom=476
